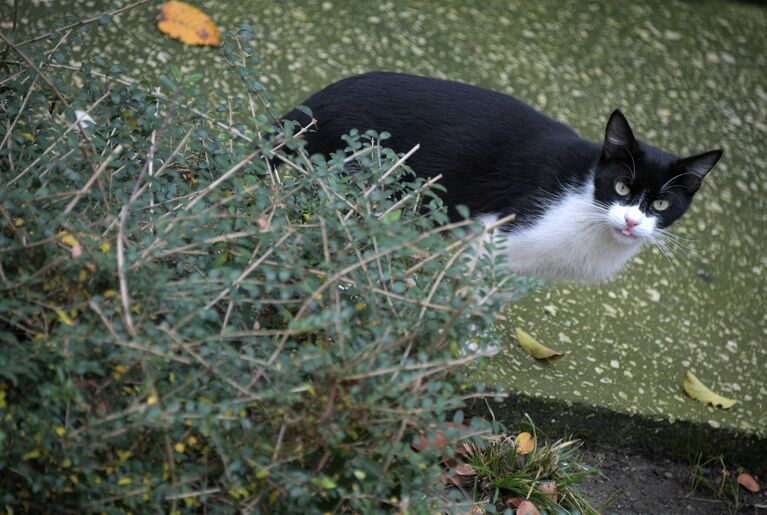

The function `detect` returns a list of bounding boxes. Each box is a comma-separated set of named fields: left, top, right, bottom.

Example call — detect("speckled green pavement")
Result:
left=6, top=0, right=766, bottom=467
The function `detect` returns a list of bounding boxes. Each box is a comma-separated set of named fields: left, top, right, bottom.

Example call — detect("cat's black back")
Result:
left=281, top=72, right=723, bottom=283
left=282, top=72, right=600, bottom=223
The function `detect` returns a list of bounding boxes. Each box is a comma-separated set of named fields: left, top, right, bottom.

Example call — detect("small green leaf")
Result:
left=183, top=72, right=204, bottom=84
left=455, top=204, right=470, bottom=220
left=382, top=209, right=402, bottom=224
left=310, top=476, right=337, bottom=489
left=170, top=65, right=182, bottom=82
left=159, top=74, right=177, bottom=92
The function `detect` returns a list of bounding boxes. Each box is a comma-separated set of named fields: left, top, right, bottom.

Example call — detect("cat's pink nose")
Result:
left=625, top=215, right=641, bottom=228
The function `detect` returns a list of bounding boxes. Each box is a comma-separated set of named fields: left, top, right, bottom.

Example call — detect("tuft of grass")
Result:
left=687, top=453, right=744, bottom=514
left=457, top=418, right=599, bottom=514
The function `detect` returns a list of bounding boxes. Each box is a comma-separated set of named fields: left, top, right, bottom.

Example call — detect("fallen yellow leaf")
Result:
left=157, top=2, right=220, bottom=47
left=18, top=131, right=35, bottom=142
left=682, top=370, right=737, bottom=409
left=515, top=328, right=564, bottom=359
left=58, top=230, right=82, bottom=259
left=58, top=231, right=78, bottom=248
left=515, top=431, right=535, bottom=455
left=56, top=309, right=75, bottom=326
left=23, top=449, right=42, bottom=460
left=117, top=450, right=133, bottom=461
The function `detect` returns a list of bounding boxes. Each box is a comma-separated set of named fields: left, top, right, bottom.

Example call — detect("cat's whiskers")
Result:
left=653, top=228, right=697, bottom=257
left=660, top=171, right=698, bottom=193
left=647, top=229, right=681, bottom=265
left=649, top=228, right=697, bottom=268
left=618, top=161, right=635, bottom=183
left=530, top=192, right=626, bottom=236
left=655, top=229, right=690, bottom=247
left=529, top=190, right=616, bottom=233
left=533, top=187, right=568, bottom=208
left=618, top=143, right=637, bottom=182
left=652, top=239, right=679, bottom=267
left=657, top=239, right=694, bottom=261
left=660, top=183, right=693, bottom=194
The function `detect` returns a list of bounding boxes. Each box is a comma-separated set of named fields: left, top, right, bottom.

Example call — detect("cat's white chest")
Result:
left=479, top=185, right=645, bottom=283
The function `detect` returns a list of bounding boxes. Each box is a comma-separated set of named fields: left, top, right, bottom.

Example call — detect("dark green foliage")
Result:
left=0, top=24, right=527, bottom=513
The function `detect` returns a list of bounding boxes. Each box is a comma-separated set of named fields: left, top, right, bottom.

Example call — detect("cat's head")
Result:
left=592, top=109, right=722, bottom=245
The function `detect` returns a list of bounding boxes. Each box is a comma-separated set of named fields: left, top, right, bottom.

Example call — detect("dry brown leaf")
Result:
left=455, top=463, right=477, bottom=476
left=411, top=432, right=429, bottom=452
left=537, top=481, right=558, bottom=503
left=412, top=421, right=471, bottom=452
left=412, top=430, right=449, bottom=452
left=440, top=471, right=465, bottom=488
left=157, top=2, right=220, bottom=46
left=737, top=472, right=760, bottom=493
left=256, top=216, right=270, bottom=230
left=516, top=500, right=540, bottom=515
left=441, top=457, right=458, bottom=469
left=515, top=431, right=535, bottom=455
left=462, top=505, right=484, bottom=515
left=504, top=496, right=525, bottom=508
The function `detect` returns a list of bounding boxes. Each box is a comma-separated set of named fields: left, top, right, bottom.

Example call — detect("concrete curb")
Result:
left=467, top=392, right=767, bottom=477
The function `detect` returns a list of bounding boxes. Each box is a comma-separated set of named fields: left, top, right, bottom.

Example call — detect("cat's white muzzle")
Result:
left=607, top=204, right=655, bottom=243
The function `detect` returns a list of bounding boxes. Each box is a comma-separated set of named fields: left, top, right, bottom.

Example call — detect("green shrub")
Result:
left=0, top=22, right=529, bottom=513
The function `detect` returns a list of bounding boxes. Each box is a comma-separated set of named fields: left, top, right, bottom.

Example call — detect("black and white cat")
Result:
left=282, top=72, right=722, bottom=284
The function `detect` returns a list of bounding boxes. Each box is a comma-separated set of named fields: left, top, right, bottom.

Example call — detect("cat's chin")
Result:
left=610, top=227, right=647, bottom=245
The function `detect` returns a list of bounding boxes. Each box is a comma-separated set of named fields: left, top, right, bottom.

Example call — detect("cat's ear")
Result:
left=602, top=109, right=636, bottom=160
left=677, top=149, right=723, bottom=191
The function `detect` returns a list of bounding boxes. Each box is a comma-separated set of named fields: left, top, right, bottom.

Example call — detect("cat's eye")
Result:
left=653, top=199, right=670, bottom=211
left=614, top=180, right=630, bottom=196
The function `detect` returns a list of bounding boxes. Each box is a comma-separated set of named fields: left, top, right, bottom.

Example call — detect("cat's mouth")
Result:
left=613, top=226, right=640, bottom=241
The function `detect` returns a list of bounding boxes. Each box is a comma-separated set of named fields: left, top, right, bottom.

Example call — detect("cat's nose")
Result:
left=624, top=214, right=641, bottom=228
